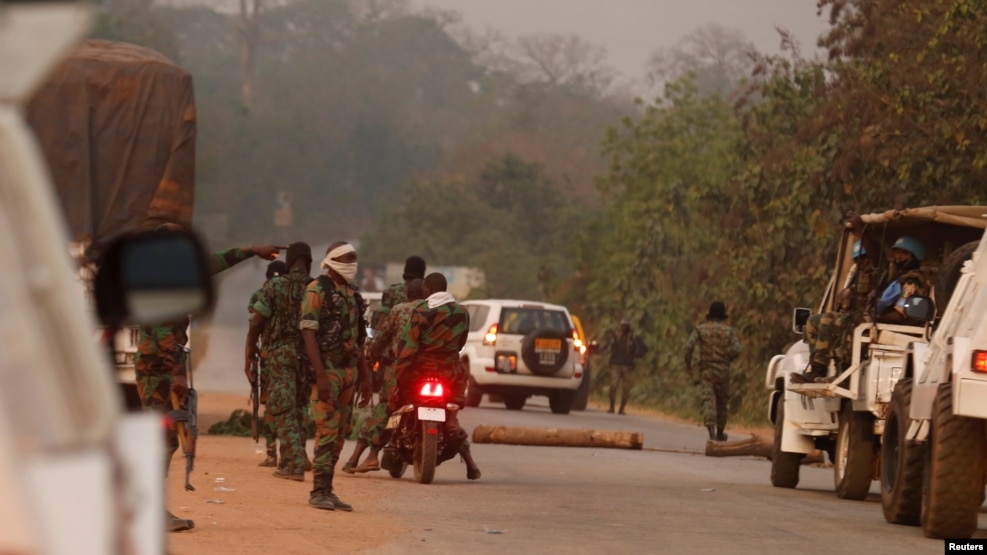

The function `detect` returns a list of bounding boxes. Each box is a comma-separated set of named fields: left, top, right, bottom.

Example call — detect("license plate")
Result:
left=385, top=413, right=402, bottom=429
left=535, top=338, right=562, bottom=351
left=417, top=407, right=446, bottom=422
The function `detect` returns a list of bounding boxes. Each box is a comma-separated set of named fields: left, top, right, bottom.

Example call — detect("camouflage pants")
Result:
left=259, top=361, right=276, bottom=455
left=357, top=362, right=397, bottom=449
left=134, top=353, right=180, bottom=472
left=698, top=371, right=730, bottom=429
left=266, top=345, right=307, bottom=472
left=608, top=363, right=635, bottom=406
left=311, top=361, right=356, bottom=478
left=805, top=311, right=865, bottom=369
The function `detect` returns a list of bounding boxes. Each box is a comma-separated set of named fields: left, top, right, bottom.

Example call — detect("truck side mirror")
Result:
left=792, top=308, right=811, bottom=334
left=94, top=229, right=214, bottom=327
left=902, top=295, right=936, bottom=323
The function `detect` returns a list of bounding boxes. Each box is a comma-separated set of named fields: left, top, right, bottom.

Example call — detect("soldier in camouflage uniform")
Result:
left=248, top=260, right=286, bottom=467
left=300, top=241, right=371, bottom=511
left=792, top=240, right=881, bottom=384
left=342, top=278, right=425, bottom=474
left=600, top=317, right=647, bottom=415
left=246, top=243, right=313, bottom=482
left=684, top=301, right=742, bottom=441
left=390, top=272, right=481, bottom=480
left=376, top=255, right=425, bottom=327
left=135, top=228, right=282, bottom=532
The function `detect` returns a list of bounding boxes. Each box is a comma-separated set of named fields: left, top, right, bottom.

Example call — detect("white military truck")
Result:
left=765, top=206, right=987, bottom=500
left=0, top=2, right=213, bottom=554
left=880, top=227, right=987, bottom=539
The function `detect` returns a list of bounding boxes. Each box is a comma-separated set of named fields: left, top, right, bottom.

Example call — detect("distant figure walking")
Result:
left=600, top=317, right=647, bottom=415
left=684, top=301, right=742, bottom=441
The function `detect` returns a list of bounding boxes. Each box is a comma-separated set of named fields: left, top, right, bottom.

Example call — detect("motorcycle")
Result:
left=380, top=377, right=466, bottom=484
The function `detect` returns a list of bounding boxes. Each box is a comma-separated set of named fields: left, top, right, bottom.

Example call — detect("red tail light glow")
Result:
left=483, top=324, right=498, bottom=346
left=419, top=381, right=445, bottom=398
left=973, top=350, right=987, bottom=373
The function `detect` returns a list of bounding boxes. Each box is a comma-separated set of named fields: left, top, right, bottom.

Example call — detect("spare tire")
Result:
left=521, top=328, right=570, bottom=376
left=935, top=240, right=979, bottom=311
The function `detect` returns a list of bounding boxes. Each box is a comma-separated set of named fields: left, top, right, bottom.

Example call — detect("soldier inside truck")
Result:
left=791, top=210, right=984, bottom=384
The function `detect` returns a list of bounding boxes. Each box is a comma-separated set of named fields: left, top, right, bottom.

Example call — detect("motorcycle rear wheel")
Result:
left=414, top=421, right=439, bottom=484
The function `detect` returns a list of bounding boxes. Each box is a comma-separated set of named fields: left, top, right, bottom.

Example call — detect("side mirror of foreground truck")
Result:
left=792, top=307, right=812, bottom=334
left=94, top=229, right=215, bottom=327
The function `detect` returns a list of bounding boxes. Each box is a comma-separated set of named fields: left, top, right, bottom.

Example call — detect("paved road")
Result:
left=191, top=261, right=977, bottom=554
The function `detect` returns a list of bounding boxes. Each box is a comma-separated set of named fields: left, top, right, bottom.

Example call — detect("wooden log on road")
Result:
left=472, top=425, right=643, bottom=450
left=704, top=433, right=824, bottom=464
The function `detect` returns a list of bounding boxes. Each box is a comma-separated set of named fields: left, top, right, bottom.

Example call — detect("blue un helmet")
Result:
left=852, top=240, right=866, bottom=260
left=892, top=236, right=926, bottom=261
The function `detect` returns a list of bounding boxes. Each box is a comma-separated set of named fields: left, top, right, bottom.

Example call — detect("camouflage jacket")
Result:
left=684, top=320, right=742, bottom=371
left=382, top=282, right=408, bottom=310
left=394, top=297, right=469, bottom=377
left=368, top=299, right=422, bottom=364
left=138, top=247, right=253, bottom=359
left=251, top=268, right=311, bottom=349
left=299, top=275, right=367, bottom=363
left=838, top=262, right=881, bottom=313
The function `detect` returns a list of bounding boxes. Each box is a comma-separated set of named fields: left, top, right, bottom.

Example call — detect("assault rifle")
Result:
left=169, top=345, right=198, bottom=491
left=249, top=356, right=259, bottom=442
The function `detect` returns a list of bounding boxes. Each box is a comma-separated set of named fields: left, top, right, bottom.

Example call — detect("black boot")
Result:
left=716, top=426, right=728, bottom=442
left=323, top=467, right=352, bottom=512
left=706, top=425, right=716, bottom=440
left=309, top=473, right=335, bottom=511
left=259, top=442, right=277, bottom=467
left=166, top=510, right=194, bottom=532
left=618, top=402, right=627, bottom=415
left=789, top=363, right=827, bottom=384
left=607, top=397, right=615, bottom=414
left=457, top=432, right=481, bottom=480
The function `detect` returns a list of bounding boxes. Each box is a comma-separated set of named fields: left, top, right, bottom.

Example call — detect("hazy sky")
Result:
left=409, top=0, right=830, bottom=81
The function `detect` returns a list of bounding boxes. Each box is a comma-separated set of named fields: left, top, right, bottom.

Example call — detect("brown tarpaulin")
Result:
left=25, top=39, right=195, bottom=261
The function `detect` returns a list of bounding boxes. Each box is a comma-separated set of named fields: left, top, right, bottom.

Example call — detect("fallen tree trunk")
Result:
left=704, top=433, right=824, bottom=464
left=472, top=425, right=643, bottom=450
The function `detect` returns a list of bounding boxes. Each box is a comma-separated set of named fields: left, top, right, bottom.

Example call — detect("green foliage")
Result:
left=361, top=154, right=589, bottom=300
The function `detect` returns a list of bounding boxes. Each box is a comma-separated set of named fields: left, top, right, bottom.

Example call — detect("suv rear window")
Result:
left=499, top=308, right=570, bottom=335
left=466, top=304, right=490, bottom=332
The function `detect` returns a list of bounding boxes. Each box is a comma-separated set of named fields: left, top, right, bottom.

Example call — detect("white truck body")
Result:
left=0, top=3, right=165, bottom=553
left=764, top=206, right=987, bottom=499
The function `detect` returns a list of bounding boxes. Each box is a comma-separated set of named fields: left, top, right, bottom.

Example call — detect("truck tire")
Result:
left=934, top=240, right=979, bottom=311
left=503, top=393, right=526, bottom=411
left=920, top=383, right=985, bottom=539
left=770, top=397, right=804, bottom=488
left=881, top=379, right=924, bottom=525
left=465, top=374, right=482, bottom=408
left=834, top=401, right=875, bottom=500
left=572, top=363, right=591, bottom=411
left=549, top=390, right=574, bottom=415
left=521, top=328, right=570, bottom=376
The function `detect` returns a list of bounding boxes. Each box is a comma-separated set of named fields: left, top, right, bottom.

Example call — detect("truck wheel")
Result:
left=834, top=401, right=875, bottom=500
left=572, top=364, right=591, bottom=411
left=881, top=379, right=924, bottom=525
left=920, top=383, right=985, bottom=539
left=934, top=240, right=979, bottom=310
left=770, top=397, right=804, bottom=488
left=465, top=374, right=482, bottom=408
left=549, top=390, right=574, bottom=415
left=503, top=393, right=526, bottom=411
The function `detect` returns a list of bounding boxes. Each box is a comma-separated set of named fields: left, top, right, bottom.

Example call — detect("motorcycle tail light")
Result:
left=483, top=324, right=498, bottom=346
left=420, top=381, right=445, bottom=398
left=973, top=350, right=987, bottom=373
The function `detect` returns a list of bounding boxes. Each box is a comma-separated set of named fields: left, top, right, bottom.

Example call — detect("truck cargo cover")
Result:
left=859, top=206, right=987, bottom=230
left=25, top=39, right=195, bottom=261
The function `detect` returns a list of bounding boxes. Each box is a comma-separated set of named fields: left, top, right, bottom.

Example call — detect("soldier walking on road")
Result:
left=684, top=301, right=742, bottom=442
left=135, top=224, right=282, bottom=532
left=300, top=242, right=371, bottom=511
left=342, top=278, right=425, bottom=474
left=246, top=243, right=313, bottom=482
left=247, top=260, right=286, bottom=468
left=377, top=255, right=425, bottom=326
left=600, top=317, right=647, bottom=415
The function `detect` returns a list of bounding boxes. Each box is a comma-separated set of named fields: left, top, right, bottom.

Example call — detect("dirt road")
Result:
left=166, top=392, right=410, bottom=554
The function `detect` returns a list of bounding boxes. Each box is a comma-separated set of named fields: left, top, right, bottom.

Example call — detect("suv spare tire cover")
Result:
left=521, top=328, right=570, bottom=376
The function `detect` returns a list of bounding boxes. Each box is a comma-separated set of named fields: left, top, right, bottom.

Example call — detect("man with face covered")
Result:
left=299, top=241, right=371, bottom=511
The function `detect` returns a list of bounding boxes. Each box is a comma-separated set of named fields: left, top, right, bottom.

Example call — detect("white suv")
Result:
left=460, top=299, right=584, bottom=414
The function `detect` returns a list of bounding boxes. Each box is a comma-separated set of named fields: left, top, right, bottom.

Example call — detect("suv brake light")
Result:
left=483, top=324, right=498, bottom=345
left=973, top=350, right=987, bottom=373
left=572, top=330, right=585, bottom=354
